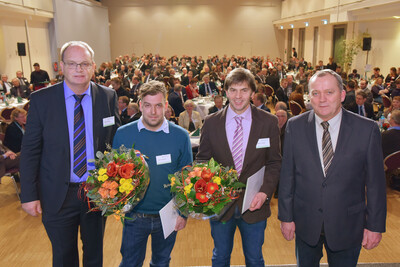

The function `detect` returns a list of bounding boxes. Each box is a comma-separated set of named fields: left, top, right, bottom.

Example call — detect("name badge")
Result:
left=103, top=116, right=115, bottom=127
left=156, top=154, right=172, bottom=165
left=256, top=138, right=270, bottom=149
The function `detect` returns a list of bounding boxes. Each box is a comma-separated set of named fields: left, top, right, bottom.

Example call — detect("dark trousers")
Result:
left=296, top=235, right=361, bottom=267
left=42, top=184, right=106, bottom=267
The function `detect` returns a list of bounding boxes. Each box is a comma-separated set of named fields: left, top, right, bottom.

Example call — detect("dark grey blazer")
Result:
left=278, top=108, right=386, bottom=251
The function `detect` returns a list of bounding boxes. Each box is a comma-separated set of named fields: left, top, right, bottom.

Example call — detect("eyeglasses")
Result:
left=63, top=61, right=92, bottom=70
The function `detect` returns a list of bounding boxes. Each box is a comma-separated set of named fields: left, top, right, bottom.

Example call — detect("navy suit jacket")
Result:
left=199, top=82, right=218, bottom=96
left=278, top=109, right=386, bottom=251
left=168, top=91, right=185, bottom=116
left=20, top=82, right=120, bottom=213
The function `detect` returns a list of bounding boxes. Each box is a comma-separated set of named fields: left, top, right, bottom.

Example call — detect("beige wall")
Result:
left=105, top=0, right=283, bottom=59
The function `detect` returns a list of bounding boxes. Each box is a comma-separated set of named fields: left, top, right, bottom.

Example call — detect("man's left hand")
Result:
left=362, top=229, right=382, bottom=250
left=249, top=192, right=268, bottom=211
left=174, top=216, right=187, bottom=231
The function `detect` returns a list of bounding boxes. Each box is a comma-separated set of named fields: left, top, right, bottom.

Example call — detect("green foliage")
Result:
left=336, top=38, right=362, bottom=74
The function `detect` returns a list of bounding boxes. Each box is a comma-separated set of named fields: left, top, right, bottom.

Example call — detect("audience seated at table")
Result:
left=276, top=78, right=289, bottom=104
left=165, top=104, right=178, bottom=124
left=391, top=79, right=400, bottom=98
left=3, top=108, right=26, bottom=153
left=10, top=78, right=30, bottom=98
left=208, top=95, right=224, bottom=114
left=381, top=109, right=400, bottom=159
left=385, top=67, right=398, bottom=87
left=371, top=77, right=389, bottom=104
left=126, top=102, right=141, bottom=123
left=348, top=90, right=376, bottom=120
left=384, top=96, right=400, bottom=119
left=179, top=100, right=202, bottom=132
left=118, top=96, right=130, bottom=125
left=199, top=75, right=219, bottom=96
left=252, top=92, right=271, bottom=112
left=185, top=79, right=199, bottom=100
left=168, top=84, right=186, bottom=116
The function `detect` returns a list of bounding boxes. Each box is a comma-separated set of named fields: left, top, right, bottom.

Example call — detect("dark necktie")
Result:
left=321, top=121, right=334, bottom=175
left=359, top=105, right=364, bottom=116
left=73, top=94, right=87, bottom=177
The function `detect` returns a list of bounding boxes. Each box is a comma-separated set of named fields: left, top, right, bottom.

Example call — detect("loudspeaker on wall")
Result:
left=17, top=42, right=26, bottom=56
left=362, top=37, right=371, bottom=51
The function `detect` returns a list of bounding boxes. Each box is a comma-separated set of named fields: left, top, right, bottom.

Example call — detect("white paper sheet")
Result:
left=159, top=199, right=179, bottom=239
left=242, top=166, right=265, bottom=214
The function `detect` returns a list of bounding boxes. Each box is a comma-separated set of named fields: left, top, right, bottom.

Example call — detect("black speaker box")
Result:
left=362, top=37, right=371, bottom=51
left=17, top=42, right=26, bottom=56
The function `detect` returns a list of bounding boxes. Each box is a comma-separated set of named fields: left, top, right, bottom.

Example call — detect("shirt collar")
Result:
left=64, top=81, right=91, bottom=99
left=388, top=126, right=400, bottom=131
left=226, top=104, right=252, bottom=122
left=137, top=117, right=169, bottom=133
left=315, top=108, right=342, bottom=131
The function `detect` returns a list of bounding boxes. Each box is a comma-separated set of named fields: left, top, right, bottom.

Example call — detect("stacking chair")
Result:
left=384, top=150, right=400, bottom=172
left=264, top=85, right=274, bottom=104
left=23, top=101, right=30, bottom=112
left=0, top=107, right=16, bottom=124
left=382, top=95, right=392, bottom=109
left=289, top=100, right=303, bottom=116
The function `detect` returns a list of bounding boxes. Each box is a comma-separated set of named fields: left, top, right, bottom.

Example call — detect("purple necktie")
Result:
left=73, top=94, right=87, bottom=178
left=232, top=116, right=244, bottom=175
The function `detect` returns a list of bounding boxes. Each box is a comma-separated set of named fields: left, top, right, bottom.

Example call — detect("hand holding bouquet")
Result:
left=84, top=145, right=150, bottom=222
left=168, top=158, right=245, bottom=219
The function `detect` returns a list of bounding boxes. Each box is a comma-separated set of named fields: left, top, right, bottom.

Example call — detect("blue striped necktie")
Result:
left=73, top=94, right=87, bottom=178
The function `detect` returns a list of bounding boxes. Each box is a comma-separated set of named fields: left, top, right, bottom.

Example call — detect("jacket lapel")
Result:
left=90, top=82, right=101, bottom=152
left=325, top=109, right=353, bottom=178
left=307, top=111, right=325, bottom=178
left=218, top=107, right=234, bottom=167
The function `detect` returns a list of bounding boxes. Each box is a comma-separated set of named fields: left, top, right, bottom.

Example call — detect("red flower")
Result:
left=106, top=162, right=118, bottom=177
left=194, top=179, right=207, bottom=193
left=196, top=192, right=209, bottom=203
left=201, top=168, right=214, bottom=182
left=119, top=163, right=135, bottom=178
left=206, top=182, right=219, bottom=194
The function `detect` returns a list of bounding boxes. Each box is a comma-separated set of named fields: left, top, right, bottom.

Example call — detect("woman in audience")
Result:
left=371, top=77, right=389, bottom=104
left=384, top=96, right=400, bottom=119
left=165, top=104, right=178, bottom=124
left=4, top=108, right=27, bottom=153
left=385, top=67, right=398, bottom=88
left=179, top=100, right=202, bottom=132
left=185, top=78, right=199, bottom=99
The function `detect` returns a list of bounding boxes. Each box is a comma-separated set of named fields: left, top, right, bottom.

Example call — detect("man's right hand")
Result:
left=22, top=200, right=42, bottom=217
left=281, top=221, right=296, bottom=241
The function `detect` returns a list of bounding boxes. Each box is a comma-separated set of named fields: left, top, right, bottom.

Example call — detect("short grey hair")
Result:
left=309, top=69, right=344, bottom=92
left=60, top=41, right=95, bottom=62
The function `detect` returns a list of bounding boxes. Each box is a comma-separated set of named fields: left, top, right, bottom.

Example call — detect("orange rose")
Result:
left=109, top=189, right=118, bottom=198
left=119, top=163, right=135, bottom=178
left=107, top=162, right=118, bottom=177
left=193, top=167, right=203, bottom=177
left=201, top=168, right=214, bottom=182
left=98, top=187, right=109, bottom=199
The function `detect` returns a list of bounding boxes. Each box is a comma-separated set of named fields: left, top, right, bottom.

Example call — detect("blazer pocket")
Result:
left=347, top=201, right=365, bottom=215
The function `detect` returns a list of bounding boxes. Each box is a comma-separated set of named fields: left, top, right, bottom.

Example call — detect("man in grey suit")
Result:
left=278, top=69, right=386, bottom=266
left=197, top=68, right=281, bottom=266
left=20, top=41, right=120, bottom=267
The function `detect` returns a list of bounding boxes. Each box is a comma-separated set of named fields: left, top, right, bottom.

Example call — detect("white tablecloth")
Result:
left=0, top=98, right=28, bottom=114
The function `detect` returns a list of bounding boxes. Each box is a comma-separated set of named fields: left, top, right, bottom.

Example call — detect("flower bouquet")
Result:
left=168, top=158, right=245, bottom=219
left=84, top=145, right=150, bottom=222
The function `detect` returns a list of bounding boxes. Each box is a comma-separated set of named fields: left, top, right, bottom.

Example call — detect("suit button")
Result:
left=322, top=183, right=327, bottom=188
left=318, top=208, right=323, bottom=213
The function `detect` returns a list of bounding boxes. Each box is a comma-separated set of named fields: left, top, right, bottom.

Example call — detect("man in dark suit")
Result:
left=10, top=78, right=31, bottom=98
left=208, top=95, right=224, bottom=114
left=348, top=90, right=375, bottom=120
left=127, top=102, right=141, bottom=123
left=382, top=109, right=400, bottom=158
left=275, top=78, right=289, bottom=104
left=265, top=69, right=280, bottom=92
left=252, top=92, right=271, bottom=112
left=3, top=108, right=26, bottom=153
left=20, top=41, right=120, bottom=267
left=16, top=70, right=30, bottom=87
left=199, top=75, right=218, bottom=96
left=168, top=84, right=185, bottom=116
left=279, top=69, right=386, bottom=266
left=197, top=68, right=281, bottom=266
left=118, top=96, right=130, bottom=125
